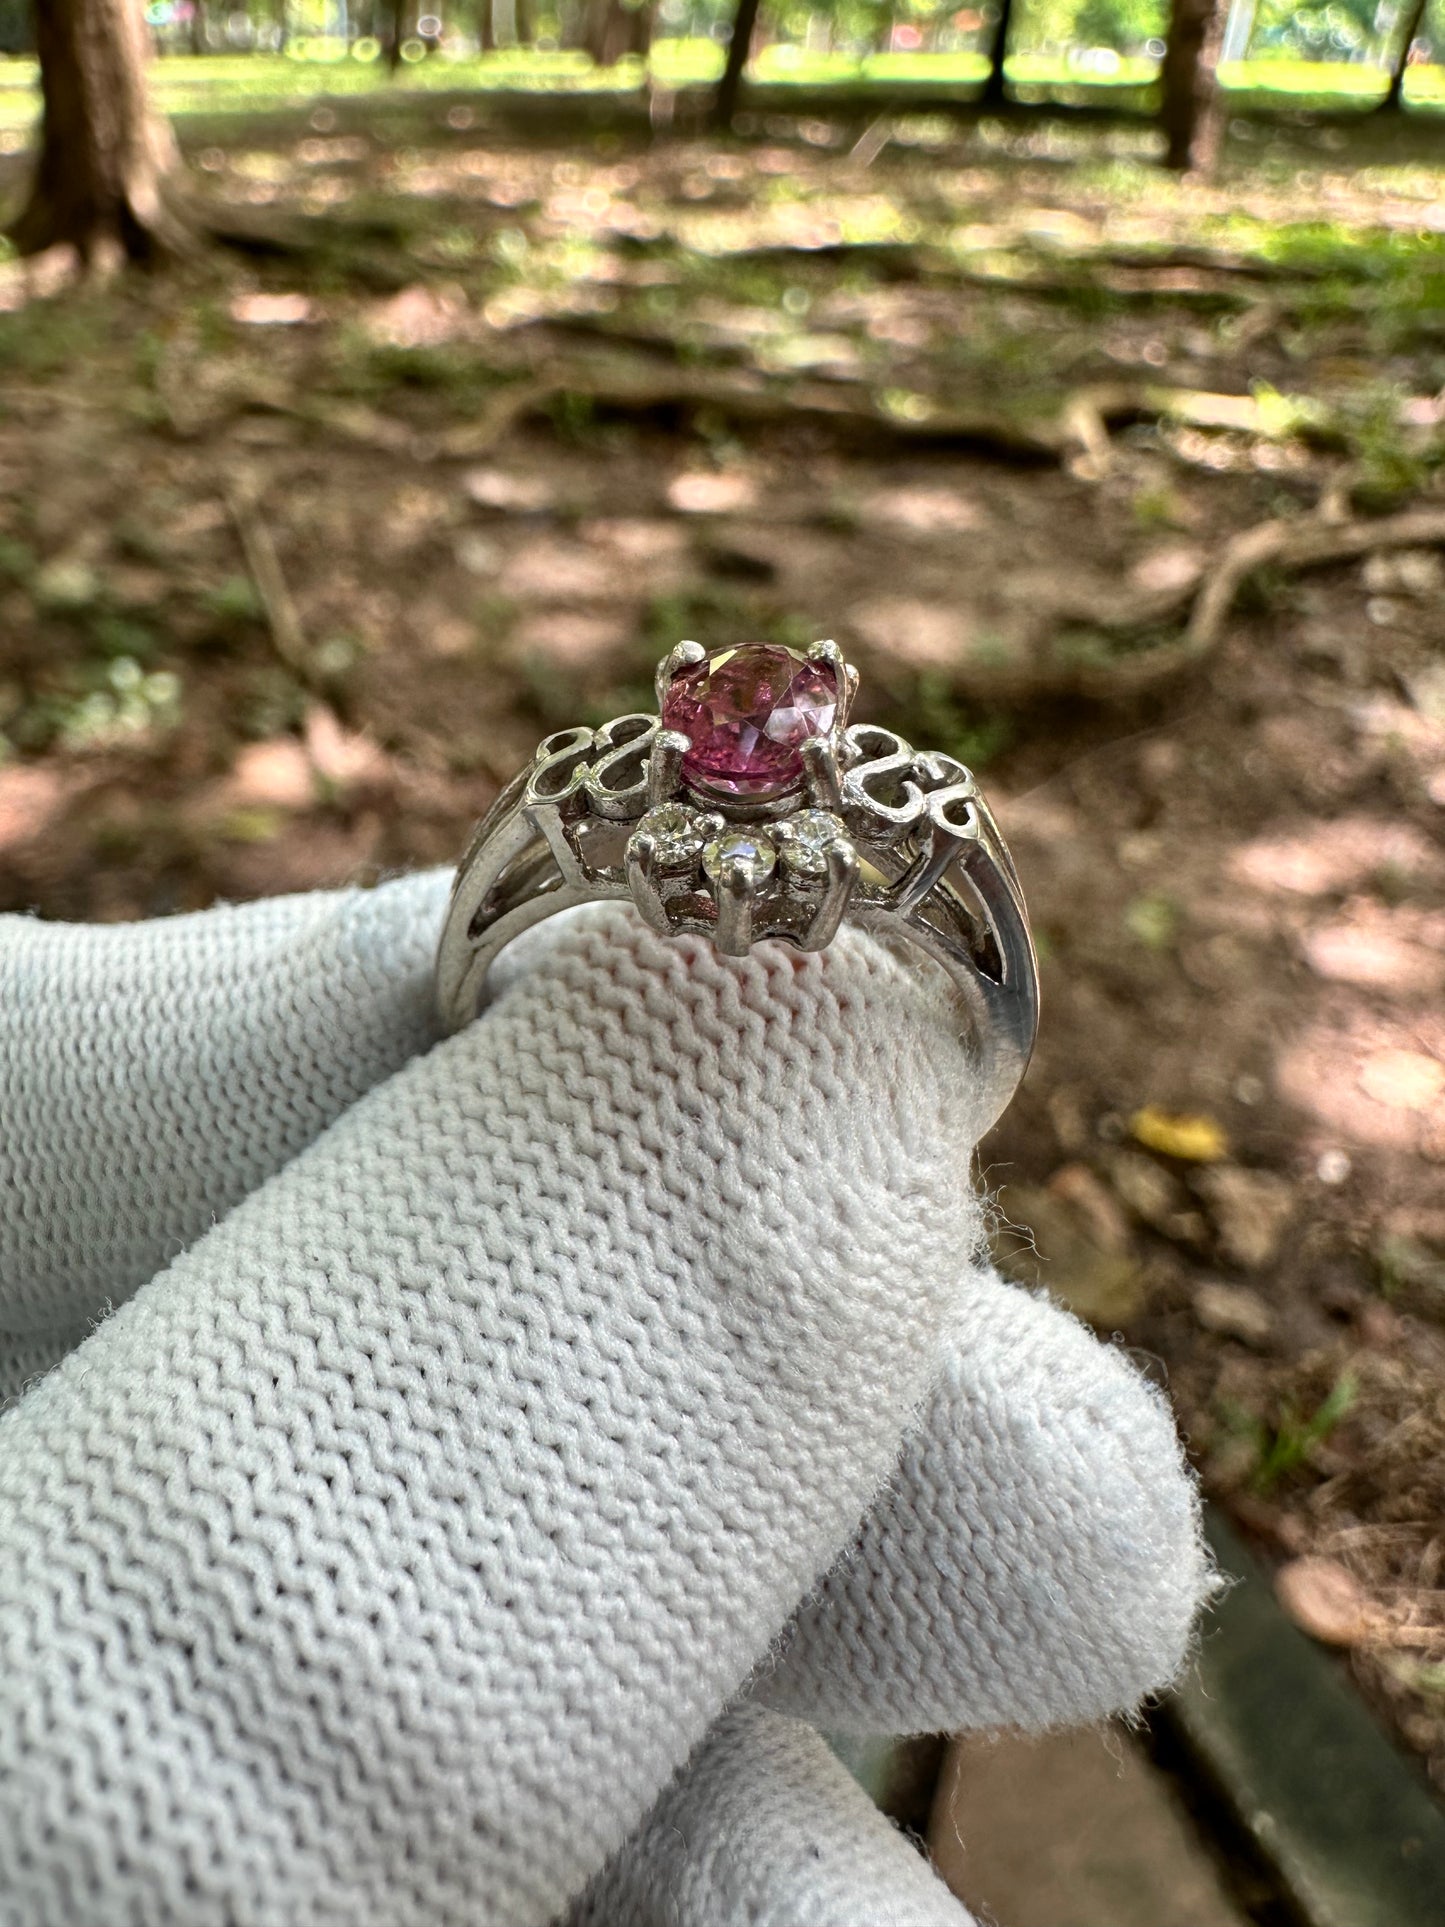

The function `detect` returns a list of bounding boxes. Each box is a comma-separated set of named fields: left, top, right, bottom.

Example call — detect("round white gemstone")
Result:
left=775, top=809, right=847, bottom=877
left=701, top=830, right=777, bottom=886
left=635, top=804, right=706, bottom=868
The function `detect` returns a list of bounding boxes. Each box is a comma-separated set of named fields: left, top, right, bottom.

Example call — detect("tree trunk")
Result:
left=477, top=0, right=495, bottom=51
left=1380, top=0, right=1428, bottom=109
left=514, top=0, right=535, bottom=45
left=979, top=0, right=1013, bottom=105
left=385, top=0, right=406, bottom=72
left=188, top=0, right=205, bottom=55
left=712, top=0, right=761, bottom=128
left=1159, top=0, right=1226, bottom=173
left=9, top=0, right=190, bottom=265
left=584, top=0, right=649, bottom=64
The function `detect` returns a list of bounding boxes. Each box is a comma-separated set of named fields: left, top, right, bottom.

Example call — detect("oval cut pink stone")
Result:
left=662, top=643, right=840, bottom=799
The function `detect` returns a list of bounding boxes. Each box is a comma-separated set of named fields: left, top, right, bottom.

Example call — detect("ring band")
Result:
left=436, top=639, right=1038, bottom=1133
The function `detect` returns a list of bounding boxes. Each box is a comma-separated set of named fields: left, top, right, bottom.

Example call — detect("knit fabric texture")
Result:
left=0, top=903, right=995, bottom=1926
left=0, top=880, right=1211, bottom=1927
left=0, top=871, right=446, bottom=1386
left=567, top=1706, right=974, bottom=1927
left=758, top=1281, right=1210, bottom=1735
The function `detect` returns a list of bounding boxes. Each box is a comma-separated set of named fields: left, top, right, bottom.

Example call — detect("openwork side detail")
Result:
left=438, top=639, right=1038, bottom=1134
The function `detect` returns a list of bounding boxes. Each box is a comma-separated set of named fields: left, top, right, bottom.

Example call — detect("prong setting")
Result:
left=799, top=736, right=846, bottom=812
left=703, top=831, right=775, bottom=956
left=654, top=639, right=707, bottom=711
left=624, top=833, right=671, bottom=934
left=647, top=729, right=692, bottom=808
left=800, top=837, right=859, bottom=951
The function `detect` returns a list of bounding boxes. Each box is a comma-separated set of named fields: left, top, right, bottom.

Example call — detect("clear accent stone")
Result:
left=775, top=809, right=847, bottom=878
left=634, top=803, right=708, bottom=869
left=701, top=829, right=777, bottom=886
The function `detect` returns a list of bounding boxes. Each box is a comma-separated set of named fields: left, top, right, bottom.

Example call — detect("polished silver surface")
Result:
left=437, top=641, right=1038, bottom=1133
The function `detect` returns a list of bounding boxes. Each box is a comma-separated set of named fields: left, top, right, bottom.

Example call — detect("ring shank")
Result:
left=436, top=797, right=1038, bottom=1137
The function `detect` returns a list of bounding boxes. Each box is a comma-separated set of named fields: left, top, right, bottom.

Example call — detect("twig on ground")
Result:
left=849, top=114, right=894, bottom=167
left=223, top=476, right=313, bottom=684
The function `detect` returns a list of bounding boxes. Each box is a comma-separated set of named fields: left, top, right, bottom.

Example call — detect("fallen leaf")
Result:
left=1131, top=1106, right=1229, bottom=1163
left=1275, top=1557, right=1376, bottom=1647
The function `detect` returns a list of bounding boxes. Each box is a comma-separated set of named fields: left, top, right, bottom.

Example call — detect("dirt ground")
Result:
left=0, top=92, right=1441, bottom=1791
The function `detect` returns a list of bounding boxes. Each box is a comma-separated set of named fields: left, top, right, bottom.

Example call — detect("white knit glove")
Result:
left=0, top=874, right=1210, bottom=1927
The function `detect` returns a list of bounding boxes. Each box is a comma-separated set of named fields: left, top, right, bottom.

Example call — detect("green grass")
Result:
left=0, top=43, right=1442, bottom=138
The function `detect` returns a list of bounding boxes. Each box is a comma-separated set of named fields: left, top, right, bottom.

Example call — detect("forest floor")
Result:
left=0, top=91, right=1442, bottom=1797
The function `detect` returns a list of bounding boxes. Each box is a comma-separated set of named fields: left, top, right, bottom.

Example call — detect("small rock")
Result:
left=453, top=531, right=501, bottom=577
left=230, top=291, right=313, bottom=327
left=1106, top=1148, right=1187, bottom=1233
left=463, top=468, right=554, bottom=514
left=666, top=470, right=756, bottom=514
left=32, top=556, right=100, bottom=612
left=1047, top=1163, right=1132, bottom=1255
left=1194, top=1166, right=1296, bottom=1271
left=1405, top=661, right=1445, bottom=726
left=1362, top=548, right=1443, bottom=597
left=993, top=1183, right=1146, bottom=1327
left=1316, top=1149, right=1352, bottom=1186
left=1356, top=1300, right=1403, bottom=1348
left=1193, top=1281, right=1274, bottom=1347
left=1045, top=1083, right=1091, bottom=1155
left=1274, top=1557, right=1376, bottom=1647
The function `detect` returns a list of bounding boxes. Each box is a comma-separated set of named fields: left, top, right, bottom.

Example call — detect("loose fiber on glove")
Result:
left=567, top=1705, right=974, bottom=1927
left=0, top=869, right=449, bottom=1344
left=758, top=1279, right=1212, bottom=1735
left=0, top=908, right=988, bottom=1927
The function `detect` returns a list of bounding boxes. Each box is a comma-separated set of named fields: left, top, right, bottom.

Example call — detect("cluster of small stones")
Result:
left=632, top=804, right=850, bottom=889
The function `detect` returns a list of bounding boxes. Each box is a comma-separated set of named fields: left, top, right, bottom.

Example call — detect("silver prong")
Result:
left=807, top=638, right=855, bottom=727
left=800, top=736, right=845, bottom=811
left=713, top=857, right=757, bottom=957
left=654, top=639, right=707, bottom=710
left=800, top=838, right=858, bottom=951
left=647, top=729, right=691, bottom=807
left=625, top=834, right=672, bottom=935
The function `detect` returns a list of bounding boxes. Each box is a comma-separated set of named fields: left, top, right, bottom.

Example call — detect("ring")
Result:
left=436, top=639, right=1038, bottom=1132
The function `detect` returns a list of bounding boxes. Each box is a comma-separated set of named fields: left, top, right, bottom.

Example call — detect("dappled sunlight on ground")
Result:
left=0, top=88, right=1441, bottom=1778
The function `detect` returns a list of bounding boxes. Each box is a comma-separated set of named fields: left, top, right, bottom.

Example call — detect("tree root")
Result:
left=1068, top=505, right=1445, bottom=696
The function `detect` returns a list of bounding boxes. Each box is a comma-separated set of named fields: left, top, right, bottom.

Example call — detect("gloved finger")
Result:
left=0, top=870, right=449, bottom=1335
left=565, top=1705, right=975, bottom=1927
left=0, top=907, right=990, bottom=1927
left=755, top=1274, right=1214, bottom=1736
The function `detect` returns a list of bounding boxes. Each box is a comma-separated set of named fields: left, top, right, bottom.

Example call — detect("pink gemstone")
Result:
left=662, top=644, right=840, bottom=799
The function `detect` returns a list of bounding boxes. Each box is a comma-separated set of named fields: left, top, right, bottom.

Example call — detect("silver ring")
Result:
left=436, top=639, right=1038, bottom=1133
